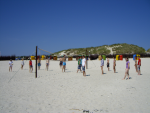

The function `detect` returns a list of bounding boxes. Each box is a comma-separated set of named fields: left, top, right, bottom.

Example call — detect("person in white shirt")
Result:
left=82, top=56, right=86, bottom=76
left=21, top=58, right=24, bottom=70
left=101, top=57, right=104, bottom=74
left=9, top=59, right=13, bottom=72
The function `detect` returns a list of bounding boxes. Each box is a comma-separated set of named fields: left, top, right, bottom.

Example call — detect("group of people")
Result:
left=100, top=56, right=141, bottom=80
left=122, top=56, right=141, bottom=80
left=59, top=55, right=66, bottom=72
left=76, top=56, right=86, bottom=76
left=37, top=57, right=50, bottom=71
left=8, top=55, right=142, bottom=80
left=100, top=57, right=116, bottom=74
left=9, top=58, right=24, bottom=72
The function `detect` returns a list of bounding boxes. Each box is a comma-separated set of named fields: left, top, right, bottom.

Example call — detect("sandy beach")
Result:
left=0, top=58, right=150, bottom=113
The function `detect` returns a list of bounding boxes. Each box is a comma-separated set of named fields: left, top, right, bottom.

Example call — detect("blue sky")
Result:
left=0, top=0, right=150, bottom=56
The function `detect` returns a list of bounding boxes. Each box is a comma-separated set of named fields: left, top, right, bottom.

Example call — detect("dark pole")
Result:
left=35, top=46, right=37, bottom=78
left=86, top=48, right=88, bottom=69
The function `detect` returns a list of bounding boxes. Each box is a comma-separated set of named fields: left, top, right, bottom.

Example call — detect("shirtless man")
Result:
left=37, top=58, right=41, bottom=70
left=62, top=55, right=66, bottom=72
left=107, top=57, right=109, bottom=71
left=46, top=57, right=49, bottom=71
left=134, top=56, right=138, bottom=72
left=9, top=59, right=13, bottom=72
left=59, top=56, right=63, bottom=68
left=113, top=57, right=116, bottom=73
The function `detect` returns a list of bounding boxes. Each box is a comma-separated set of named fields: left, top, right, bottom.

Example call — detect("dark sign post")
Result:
left=35, top=46, right=37, bottom=78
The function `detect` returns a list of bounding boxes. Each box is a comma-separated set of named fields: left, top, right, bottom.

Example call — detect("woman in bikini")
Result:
left=123, top=58, right=130, bottom=80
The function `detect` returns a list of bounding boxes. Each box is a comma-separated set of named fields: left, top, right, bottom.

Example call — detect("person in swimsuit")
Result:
left=107, top=57, right=109, bottom=71
left=113, top=57, right=116, bottom=73
left=38, top=58, right=41, bottom=70
left=21, top=58, right=24, bottom=70
left=62, top=55, right=66, bottom=72
left=9, top=59, right=13, bottom=72
left=59, top=56, right=63, bottom=68
left=100, top=57, right=104, bottom=74
left=134, top=56, right=138, bottom=72
left=46, top=57, right=49, bottom=71
left=123, top=58, right=130, bottom=80
left=137, top=56, right=141, bottom=75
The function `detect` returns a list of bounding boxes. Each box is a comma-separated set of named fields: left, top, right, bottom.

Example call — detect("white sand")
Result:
left=0, top=58, right=150, bottom=113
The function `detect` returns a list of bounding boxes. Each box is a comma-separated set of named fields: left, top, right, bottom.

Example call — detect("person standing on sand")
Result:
left=107, top=57, right=109, bottom=71
left=62, top=55, right=66, bottom=72
left=59, top=56, right=63, bottom=68
left=137, top=56, right=141, bottom=75
left=77, top=56, right=82, bottom=73
left=46, top=57, right=49, bottom=71
left=100, top=57, right=104, bottom=74
left=82, top=56, right=86, bottom=76
left=9, top=59, right=13, bottom=72
left=29, top=59, right=33, bottom=72
left=21, top=58, right=24, bottom=70
left=134, top=56, right=138, bottom=72
left=123, top=58, right=130, bottom=80
left=37, top=58, right=41, bottom=70
left=113, top=57, right=116, bottom=73
left=80, top=56, right=82, bottom=71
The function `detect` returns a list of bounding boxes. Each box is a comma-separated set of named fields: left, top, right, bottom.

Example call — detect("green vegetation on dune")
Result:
left=147, top=48, right=150, bottom=52
left=54, top=43, right=146, bottom=55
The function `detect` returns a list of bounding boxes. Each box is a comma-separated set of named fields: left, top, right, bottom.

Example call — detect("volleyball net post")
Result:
left=35, top=46, right=37, bottom=78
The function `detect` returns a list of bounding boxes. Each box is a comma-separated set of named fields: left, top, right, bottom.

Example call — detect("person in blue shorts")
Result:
left=77, top=56, right=82, bottom=73
left=82, top=56, right=86, bottom=76
left=62, top=55, right=66, bottom=72
left=80, top=56, right=82, bottom=71
left=37, top=58, right=41, bottom=70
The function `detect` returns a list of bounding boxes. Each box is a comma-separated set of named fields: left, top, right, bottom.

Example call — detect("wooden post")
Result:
left=35, top=46, right=37, bottom=78
left=86, top=48, right=88, bottom=69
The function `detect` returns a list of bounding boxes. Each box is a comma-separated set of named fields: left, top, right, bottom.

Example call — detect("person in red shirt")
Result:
left=137, top=56, right=141, bottom=75
left=29, top=59, right=33, bottom=73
